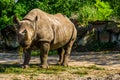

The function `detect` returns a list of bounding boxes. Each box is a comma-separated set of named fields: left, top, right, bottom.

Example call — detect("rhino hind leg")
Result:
left=57, top=48, right=65, bottom=65
left=62, top=39, right=75, bottom=67
left=40, top=42, right=50, bottom=68
left=22, top=49, right=31, bottom=68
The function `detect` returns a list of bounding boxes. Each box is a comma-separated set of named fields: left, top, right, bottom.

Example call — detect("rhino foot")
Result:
left=62, top=63, right=68, bottom=67
left=22, top=65, right=30, bottom=68
left=57, top=61, right=62, bottom=65
left=40, top=64, right=49, bottom=69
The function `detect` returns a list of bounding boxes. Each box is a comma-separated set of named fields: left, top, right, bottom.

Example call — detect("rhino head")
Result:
left=13, top=15, right=38, bottom=49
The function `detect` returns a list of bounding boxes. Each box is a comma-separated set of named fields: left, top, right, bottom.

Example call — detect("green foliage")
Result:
left=0, top=0, right=81, bottom=29
left=0, top=15, right=10, bottom=29
left=104, top=0, right=120, bottom=19
left=0, top=0, right=119, bottom=29
left=13, top=3, right=28, bottom=19
left=78, top=0, right=113, bottom=25
left=0, top=0, right=14, bottom=29
left=95, top=0, right=113, bottom=20
left=78, top=4, right=97, bottom=25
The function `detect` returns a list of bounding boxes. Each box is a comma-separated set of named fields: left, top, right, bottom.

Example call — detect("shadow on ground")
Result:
left=70, top=51, right=120, bottom=67
left=0, top=51, right=120, bottom=69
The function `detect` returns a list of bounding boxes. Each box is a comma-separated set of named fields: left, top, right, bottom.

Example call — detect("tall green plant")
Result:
left=105, top=0, right=120, bottom=19
left=0, top=0, right=116, bottom=30
left=78, top=0, right=113, bottom=25
left=0, top=0, right=14, bottom=29
left=78, top=5, right=97, bottom=25
left=95, top=0, right=113, bottom=20
left=13, top=3, right=28, bottom=19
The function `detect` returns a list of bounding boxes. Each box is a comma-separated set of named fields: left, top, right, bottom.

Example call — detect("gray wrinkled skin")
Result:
left=13, top=8, right=77, bottom=68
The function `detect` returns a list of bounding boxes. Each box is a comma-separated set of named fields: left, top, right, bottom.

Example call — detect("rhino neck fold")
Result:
left=22, top=18, right=33, bottom=22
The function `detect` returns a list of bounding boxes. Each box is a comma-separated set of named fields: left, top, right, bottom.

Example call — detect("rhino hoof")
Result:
left=40, top=65, right=49, bottom=69
left=22, top=65, right=30, bottom=68
left=57, top=61, right=62, bottom=65
left=62, top=63, right=68, bottom=67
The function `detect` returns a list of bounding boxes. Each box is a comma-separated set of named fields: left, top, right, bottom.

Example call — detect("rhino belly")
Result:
left=50, top=31, right=72, bottom=50
left=50, top=40, right=68, bottom=50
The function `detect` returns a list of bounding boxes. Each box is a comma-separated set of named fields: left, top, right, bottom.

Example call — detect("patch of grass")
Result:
left=0, top=64, right=20, bottom=73
left=69, top=67, right=88, bottom=76
left=0, top=64, right=68, bottom=74
left=31, top=50, right=40, bottom=56
left=48, top=50, right=58, bottom=55
left=71, top=69, right=88, bottom=76
left=68, top=66, right=105, bottom=76
left=5, top=67, right=23, bottom=74
left=0, top=64, right=28, bottom=74
left=0, top=64, right=105, bottom=77
left=31, top=50, right=58, bottom=56
left=87, top=65, right=105, bottom=70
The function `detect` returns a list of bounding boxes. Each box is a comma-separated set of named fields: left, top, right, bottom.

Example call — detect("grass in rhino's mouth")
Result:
left=0, top=64, right=105, bottom=76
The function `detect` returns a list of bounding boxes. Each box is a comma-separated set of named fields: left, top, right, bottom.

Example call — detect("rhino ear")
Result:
left=35, top=16, right=38, bottom=22
left=31, top=16, right=38, bottom=30
left=13, top=15, right=20, bottom=24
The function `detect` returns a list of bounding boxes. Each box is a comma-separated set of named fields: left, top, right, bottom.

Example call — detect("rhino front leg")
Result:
left=40, top=42, right=50, bottom=68
left=57, top=48, right=65, bottom=65
left=22, top=48, right=31, bottom=68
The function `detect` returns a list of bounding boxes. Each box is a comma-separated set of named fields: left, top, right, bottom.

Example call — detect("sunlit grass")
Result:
left=31, top=50, right=58, bottom=56
left=87, top=65, right=105, bottom=70
left=0, top=64, right=105, bottom=76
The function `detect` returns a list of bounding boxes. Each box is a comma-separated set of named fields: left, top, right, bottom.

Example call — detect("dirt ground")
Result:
left=0, top=51, right=120, bottom=80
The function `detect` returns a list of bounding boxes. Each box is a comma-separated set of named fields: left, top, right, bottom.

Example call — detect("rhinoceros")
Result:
left=13, top=8, right=77, bottom=68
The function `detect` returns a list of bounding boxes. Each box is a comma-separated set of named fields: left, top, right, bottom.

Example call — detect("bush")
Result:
left=0, top=0, right=81, bottom=29
left=78, top=0, right=113, bottom=25
left=95, top=0, right=113, bottom=20
left=0, top=0, right=118, bottom=29
left=78, top=4, right=97, bottom=25
left=0, top=0, right=14, bottom=29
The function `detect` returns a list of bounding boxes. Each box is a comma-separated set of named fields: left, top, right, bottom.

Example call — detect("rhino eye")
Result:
left=20, top=30, right=27, bottom=36
left=22, top=30, right=27, bottom=34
